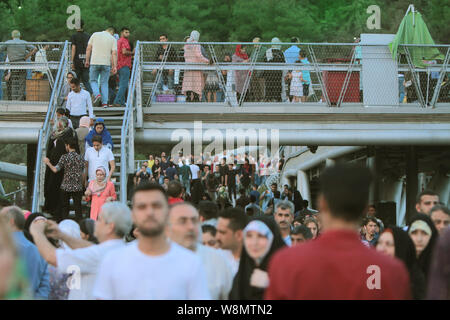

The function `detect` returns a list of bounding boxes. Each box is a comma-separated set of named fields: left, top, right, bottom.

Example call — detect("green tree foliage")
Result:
left=0, top=0, right=447, bottom=43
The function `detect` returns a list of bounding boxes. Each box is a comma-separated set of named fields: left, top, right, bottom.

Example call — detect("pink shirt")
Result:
left=117, top=37, right=132, bottom=70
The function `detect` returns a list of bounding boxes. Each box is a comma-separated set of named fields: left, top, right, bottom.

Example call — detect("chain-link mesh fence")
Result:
left=138, top=42, right=450, bottom=108
left=0, top=42, right=66, bottom=102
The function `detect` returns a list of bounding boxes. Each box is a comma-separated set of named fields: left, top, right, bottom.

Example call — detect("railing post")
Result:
left=430, top=47, right=450, bottom=107
left=31, top=41, right=68, bottom=212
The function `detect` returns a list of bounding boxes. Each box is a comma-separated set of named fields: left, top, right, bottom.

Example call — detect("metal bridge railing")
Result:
left=120, top=41, right=141, bottom=203
left=137, top=42, right=450, bottom=109
left=31, top=41, right=70, bottom=212
left=0, top=42, right=67, bottom=102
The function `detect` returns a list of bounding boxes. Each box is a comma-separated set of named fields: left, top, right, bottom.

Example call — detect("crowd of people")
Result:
left=0, top=25, right=315, bottom=105
left=0, top=163, right=448, bottom=300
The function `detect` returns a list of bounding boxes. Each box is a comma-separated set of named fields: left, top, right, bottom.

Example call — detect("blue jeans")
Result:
left=113, top=67, right=130, bottom=105
left=181, top=176, right=191, bottom=195
left=89, top=65, right=110, bottom=105
left=399, top=92, right=405, bottom=103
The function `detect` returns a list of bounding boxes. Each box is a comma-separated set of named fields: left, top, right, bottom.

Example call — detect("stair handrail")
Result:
left=31, top=41, right=69, bottom=212
left=120, top=41, right=141, bottom=203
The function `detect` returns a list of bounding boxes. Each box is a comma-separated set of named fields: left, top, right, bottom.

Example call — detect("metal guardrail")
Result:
left=120, top=41, right=141, bottom=203
left=0, top=42, right=67, bottom=100
left=138, top=42, right=450, bottom=108
left=31, top=41, right=69, bottom=212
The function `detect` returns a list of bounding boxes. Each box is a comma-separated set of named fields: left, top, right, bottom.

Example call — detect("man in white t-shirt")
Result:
left=93, top=183, right=211, bottom=300
left=167, top=202, right=233, bottom=300
left=189, top=162, right=203, bottom=204
left=85, top=27, right=118, bottom=108
left=84, top=135, right=115, bottom=183
left=29, top=202, right=132, bottom=300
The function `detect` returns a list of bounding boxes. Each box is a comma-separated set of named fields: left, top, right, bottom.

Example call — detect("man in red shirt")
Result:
left=265, top=164, right=411, bottom=300
left=113, top=27, right=133, bottom=107
left=168, top=180, right=184, bottom=205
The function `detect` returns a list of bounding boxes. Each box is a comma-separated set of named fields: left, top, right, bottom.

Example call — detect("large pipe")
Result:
left=1, top=128, right=450, bottom=145
left=0, top=161, right=27, bottom=181
left=0, top=128, right=40, bottom=143
left=135, top=129, right=450, bottom=146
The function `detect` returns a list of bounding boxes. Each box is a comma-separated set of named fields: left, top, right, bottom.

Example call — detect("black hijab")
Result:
left=388, top=227, right=426, bottom=300
left=407, top=213, right=439, bottom=280
left=229, top=216, right=285, bottom=300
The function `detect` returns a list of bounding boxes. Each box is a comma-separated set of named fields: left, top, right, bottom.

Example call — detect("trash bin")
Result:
left=322, top=58, right=360, bottom=105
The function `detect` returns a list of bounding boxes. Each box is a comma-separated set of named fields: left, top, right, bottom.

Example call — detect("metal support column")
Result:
left=405, top=146, right=418, bottom=225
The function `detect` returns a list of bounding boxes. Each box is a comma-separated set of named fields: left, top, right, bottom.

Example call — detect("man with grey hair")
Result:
left=0, top=30, right=37, bottom=100
left=29, top=201, right=132, bottom=300
left=274, top=200, right=295, bottom=246
left=167, top=202, right=233, bottom=299
left=0, top=206, right=50, bottom=299
left=430, top=204, right=450, bottom=235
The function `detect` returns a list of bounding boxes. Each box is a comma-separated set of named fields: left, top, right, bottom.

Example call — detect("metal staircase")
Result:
left=31, top=41, right=141, bottom=211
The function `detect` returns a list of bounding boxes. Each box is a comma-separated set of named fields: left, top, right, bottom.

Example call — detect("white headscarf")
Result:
left=271, top=37, right=282, bottom=50
left=190, top=30, right=200, bottom=42
left=266, top=37, right=282, bottom=61
left=243, top=220, right=274, bottom=266
left=58, top=219, right=81, bottom=250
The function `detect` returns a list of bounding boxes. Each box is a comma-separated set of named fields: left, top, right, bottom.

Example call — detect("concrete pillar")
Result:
left=27, top=144, right=37, bottom=210
left=297, top=170, right=310, bottom=202
left=405, top=147, right=418, bottom=224
left=366, top=156, right=376, bottom=205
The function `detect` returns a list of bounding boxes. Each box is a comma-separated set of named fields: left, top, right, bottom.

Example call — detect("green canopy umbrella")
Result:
left=389, top=5, right=444, bottom=68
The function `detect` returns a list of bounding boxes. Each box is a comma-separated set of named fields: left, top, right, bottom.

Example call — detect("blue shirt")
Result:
left=13, top=232, right=50, bottom=299
left=355, top=46, right=362, bottom=60
left=284, top=45, right=301, bottom=64
left=261, top=191, right=274, bottom=212
left=283, top=235, right=292, bottom=246
left=249, top=190, right=260, bottom=201
left=300, top=58, right=311, bottom=84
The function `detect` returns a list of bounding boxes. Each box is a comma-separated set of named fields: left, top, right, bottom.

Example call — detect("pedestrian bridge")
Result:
left=0, top=39, right=449, bottom=211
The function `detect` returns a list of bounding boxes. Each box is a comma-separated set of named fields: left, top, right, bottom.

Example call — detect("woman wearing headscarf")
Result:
left=376, top=227, right=426, bottom=300
left=232, top=45, right=250, bottom=102
left=84, top=166, right=116, bottom=221
left=75, top=116, right=91, bottom=158
left=182, top=30, right=210, bottom=102
left=43, top=116, right=78, bottom=220
left=264, top=37, right=285, bottom=102
left=407, top=213, right=439, bottom=282
left=229, top=216, right=285, bottom=300
left=85, top=118, right=114, bottom=150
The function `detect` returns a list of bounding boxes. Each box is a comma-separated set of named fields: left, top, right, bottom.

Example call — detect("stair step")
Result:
left=93, top=107, right=126, bottom=112
left=103, top=125, right=122, bottom=130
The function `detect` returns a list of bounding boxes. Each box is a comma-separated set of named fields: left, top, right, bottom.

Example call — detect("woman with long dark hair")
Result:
left=407, top=214, right=439, bottom=281
left=229, top=216, right=285, bottom=300
left=376, top=227, right=426, bottom=299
